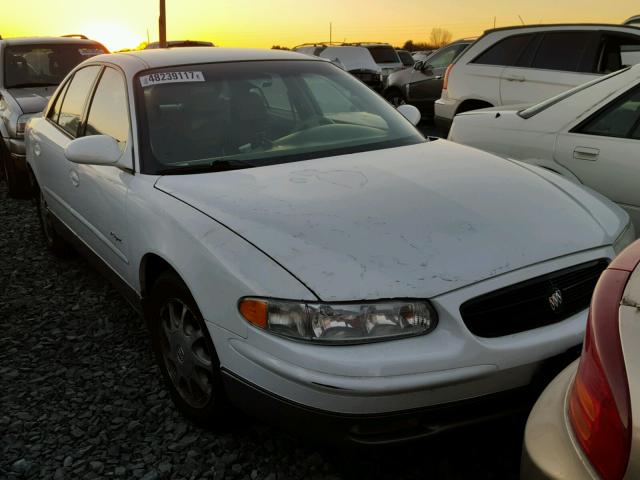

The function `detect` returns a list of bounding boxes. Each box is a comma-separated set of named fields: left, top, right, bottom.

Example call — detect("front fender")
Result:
left=125, top=175, right=316, bottom=339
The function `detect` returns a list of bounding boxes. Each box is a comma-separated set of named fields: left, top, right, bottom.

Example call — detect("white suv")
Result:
left=434, top=24, right=640, bottom=133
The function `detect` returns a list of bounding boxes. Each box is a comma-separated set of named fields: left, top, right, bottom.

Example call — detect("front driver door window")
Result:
left=555, top=85, right=640, bottom=228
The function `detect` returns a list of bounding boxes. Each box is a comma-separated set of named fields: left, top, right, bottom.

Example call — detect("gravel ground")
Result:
left=0, top=177, right=523, bottom=480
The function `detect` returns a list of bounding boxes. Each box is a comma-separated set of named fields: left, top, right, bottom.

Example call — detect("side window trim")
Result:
left=51, top=65, right=103, bottom=139
left=47, top=78, right=71, bottom=124
left=570, top=83, right=640, bottom=139
left=79, top=66, right=107, bottom=138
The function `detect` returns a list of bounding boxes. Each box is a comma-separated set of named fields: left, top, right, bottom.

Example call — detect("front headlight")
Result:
left=614, top=221, right=636, bottom=255
left=239, top=298, right=438, bottom=344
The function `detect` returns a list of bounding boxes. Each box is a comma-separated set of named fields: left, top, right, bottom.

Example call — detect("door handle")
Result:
left=69, top=170, right=80, bottom=187
left=504, top=75, right=526, bottom=82
left=573, top=147, right=600, bottom=161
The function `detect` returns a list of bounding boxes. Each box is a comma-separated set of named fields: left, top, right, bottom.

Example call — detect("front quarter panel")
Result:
left=125, top=175, right=316, bottom=339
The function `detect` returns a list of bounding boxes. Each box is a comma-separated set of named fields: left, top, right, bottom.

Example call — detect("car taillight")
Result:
left=568, top=268, right=632, bottom=480
left=442, top=64, right=453, bottom=91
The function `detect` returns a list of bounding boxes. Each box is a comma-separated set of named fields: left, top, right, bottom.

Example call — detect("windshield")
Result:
left=4, top=43, right=107, bottom=88
left=366, top=46, right=400, bottom=64
left=137, top=60, right=425, bottom=175
left=518, top=67, right=631, bottom=119
left=426, top=43, right=469, bottom=69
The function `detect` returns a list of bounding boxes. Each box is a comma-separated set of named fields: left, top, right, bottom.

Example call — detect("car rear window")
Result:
left=518, top=67, right=631, bottom=119
left=366, top=46, right=400, bottom=64
left=3, top=43, right=107, bottom=89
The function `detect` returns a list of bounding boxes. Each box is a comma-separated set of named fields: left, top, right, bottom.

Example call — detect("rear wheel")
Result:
left=147, top=272, right=231, bottom=425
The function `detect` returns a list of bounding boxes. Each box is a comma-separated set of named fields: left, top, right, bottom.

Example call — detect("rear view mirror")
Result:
left=397, top=104, right=421, bottom=126
left=65, top=135, right=122, bottom=166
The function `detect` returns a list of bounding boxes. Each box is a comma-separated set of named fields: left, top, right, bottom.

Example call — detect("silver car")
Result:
left=522, top=239, right=640, bottom=480
left=0, top=35, right=107, bottom=197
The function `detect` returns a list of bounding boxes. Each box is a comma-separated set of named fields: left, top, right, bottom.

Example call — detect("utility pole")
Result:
left=329, top=22, right=332, bottom=44
left=159, top=0, right=167, bottom=48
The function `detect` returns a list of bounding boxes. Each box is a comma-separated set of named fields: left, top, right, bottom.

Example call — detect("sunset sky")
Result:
left=1, top=0, right=637, bottom=52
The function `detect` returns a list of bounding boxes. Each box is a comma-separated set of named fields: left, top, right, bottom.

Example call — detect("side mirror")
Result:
left=65, top=135, right=122, bottom=166
left=413, top=60, right=423, bottom=71
left=421, top=64, right=434, bottom=75
left=397, top=104, right=421, bottom=126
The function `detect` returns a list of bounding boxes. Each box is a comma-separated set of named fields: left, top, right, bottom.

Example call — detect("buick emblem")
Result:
left=548, top=288, right=563, bottom=312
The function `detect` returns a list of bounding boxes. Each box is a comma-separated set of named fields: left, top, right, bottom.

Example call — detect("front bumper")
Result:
left=4, top=137, right=27, bottom=171
left=223, top=346, right=578, bottom=445
left=521, top=360, right=594, bottom=479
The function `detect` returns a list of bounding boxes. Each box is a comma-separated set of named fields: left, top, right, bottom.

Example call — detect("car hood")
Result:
left=7, top=86, right=56, bottom=114
left=387, top=68, right=416, bottom=88
left=155, top=141, right=621, bottom=301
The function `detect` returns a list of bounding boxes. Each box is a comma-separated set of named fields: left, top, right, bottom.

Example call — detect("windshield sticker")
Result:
left=78, top=48, right=104, bottom=56
left=140, top=71, right=205, bottom=87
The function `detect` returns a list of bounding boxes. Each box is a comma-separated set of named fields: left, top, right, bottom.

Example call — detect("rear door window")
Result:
left=56, top=65, right=101, bottom=137
left=472, top=34, right=535, bottom=66
left=530, top=32, right=595, bottom=72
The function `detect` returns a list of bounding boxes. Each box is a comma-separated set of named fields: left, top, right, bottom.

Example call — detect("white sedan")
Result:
left=448, top=64, right=640, bottom=230
left=26, top=47, right=633, bottom=443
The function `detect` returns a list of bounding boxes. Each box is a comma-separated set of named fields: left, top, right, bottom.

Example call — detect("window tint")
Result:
left=48, top=79, right=70, bottom=123
left=598, top=35, right=640, bottom=73
left=57, top=66, right=101, bottom=137
left=84, top=68, right=129, bottom=150
left=472, top=34, right=533, bottom=66
left=366, top=46, right=399, bottom=64
left=578, top=87, right=640, bottom=139
left=253, top=76, right=292, bottom=111
left=531, top=32, right=592, bottom=72
left=427, top=44, right=467, bottom=69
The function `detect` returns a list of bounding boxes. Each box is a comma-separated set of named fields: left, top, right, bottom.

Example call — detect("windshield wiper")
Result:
left=7, top=82, right=59, bottom=89
left=155, top=159, right=256, bottom=175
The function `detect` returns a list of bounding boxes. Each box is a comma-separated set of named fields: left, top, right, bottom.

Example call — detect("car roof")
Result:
left=90, top=47, right=321, bottom=73
left=482, top=23, right=640, bottom=35
left=0, top=36, right=105, bottom=47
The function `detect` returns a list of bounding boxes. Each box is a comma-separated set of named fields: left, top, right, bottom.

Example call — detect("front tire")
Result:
left=147, top=272, right=231, bottom=425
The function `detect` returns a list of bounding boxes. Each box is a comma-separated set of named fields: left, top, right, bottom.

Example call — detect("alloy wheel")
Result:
left=158, top=298, right=214, bottom=409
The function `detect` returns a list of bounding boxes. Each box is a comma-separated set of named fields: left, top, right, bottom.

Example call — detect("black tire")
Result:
left=147, top=271, right=232, bottom=426
left=2, top=151, right=29, bottom=199
left=384, top=88, right=406, bottom=107
left=36, top=186, right=73, bottom=257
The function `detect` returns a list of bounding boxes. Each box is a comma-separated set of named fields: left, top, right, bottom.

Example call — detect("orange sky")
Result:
left=1, top=0, right=637, bottom=52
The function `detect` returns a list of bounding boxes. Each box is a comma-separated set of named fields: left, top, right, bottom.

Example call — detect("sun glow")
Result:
left=81, top=21, right=143, bottom=52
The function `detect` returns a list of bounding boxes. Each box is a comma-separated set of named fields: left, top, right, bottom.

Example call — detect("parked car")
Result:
left=0, top=35, right=108, bottom=197
left=27, top=47, right=634, bottom=444
left=624, top=15, right=640, bottom=27
left=448, top=64, right=640, bottom=230
left=522, top=238, right=640, bottom=480
left=295, top=42, right=403, bottom=84
left=411, top=50, right=435, bottom=62
left=384, top=40, right=473, bottom=115
left=294, top=44, right=384, bottom=91
left=145, top=40, right=214, bottom=49
left=395, top=49, right=415, bottom=68
left=434, top=24, right=640, bottom=133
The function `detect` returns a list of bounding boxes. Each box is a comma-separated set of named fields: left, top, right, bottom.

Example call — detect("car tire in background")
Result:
left=2, top=150, right=29, bottom=199
left=384, top=88, right=406, bottom=107
left=147, top=271, right=232, bottom=426
left=36, top=185, right=73, bottom=257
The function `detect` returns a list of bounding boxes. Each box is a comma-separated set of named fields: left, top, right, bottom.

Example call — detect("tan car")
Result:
left=522, top=240, right=640, bottom=480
